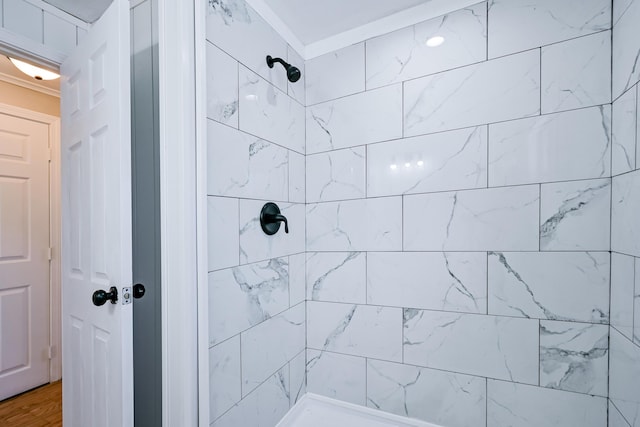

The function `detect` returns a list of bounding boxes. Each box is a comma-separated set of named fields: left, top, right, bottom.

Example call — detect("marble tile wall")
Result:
left=304, top=1, right=615, bottom=426
left=205, top=0, right=640, bottom=426
left=610, top=0, right=640, bottom=425
left=205, top=0, right=306, bottom=425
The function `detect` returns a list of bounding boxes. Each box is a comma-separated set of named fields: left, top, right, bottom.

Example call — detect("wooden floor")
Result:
left=0, top=382, right=62, bottom=427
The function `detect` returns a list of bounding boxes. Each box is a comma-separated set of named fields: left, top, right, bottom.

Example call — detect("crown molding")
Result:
left=0, top=70, right=60, bottom=98
left=247, top=0, right=481, bottom=60
left=245, top=0, right=306, bottom=58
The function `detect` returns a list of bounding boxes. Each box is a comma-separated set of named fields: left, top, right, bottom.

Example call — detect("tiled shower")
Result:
left=205, top=0, right=640, bottom=425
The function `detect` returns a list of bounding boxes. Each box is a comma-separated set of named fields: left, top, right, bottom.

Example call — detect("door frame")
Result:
left=0, top=101, right=62, bottom=383
left=0, top=2, right=204, bottom=424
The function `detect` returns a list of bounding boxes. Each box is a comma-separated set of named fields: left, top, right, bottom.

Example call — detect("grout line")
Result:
left=306, top=346, right=610, bottom=399
left=303, top=299, right=610, bottom=326
left=306, top=103, right=613, bottom=157
left=539, top=47, right=542, bottom=115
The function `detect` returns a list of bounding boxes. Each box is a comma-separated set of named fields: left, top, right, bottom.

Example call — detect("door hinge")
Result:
left=48, top=148, right=52, bottom=162
left=47, top=247, right=53, bottom=261
left=48, top=346, right=56, bottom=360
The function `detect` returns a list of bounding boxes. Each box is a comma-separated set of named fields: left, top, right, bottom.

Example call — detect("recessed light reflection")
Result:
left=426, top=36, right=445, bottom=47
left=245, top=94, right=258, bottom=101
left=390, top=161, right=425, bottom=171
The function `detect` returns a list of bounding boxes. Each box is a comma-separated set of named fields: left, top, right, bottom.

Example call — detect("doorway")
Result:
left=0, top=59, right=62, bottom=424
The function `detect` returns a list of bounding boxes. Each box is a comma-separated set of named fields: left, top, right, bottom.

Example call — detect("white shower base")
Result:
left=277, top=394, right=442, bottom=427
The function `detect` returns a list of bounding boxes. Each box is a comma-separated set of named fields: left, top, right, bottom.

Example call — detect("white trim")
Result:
left=23, top=0, right=92, bottom=29
left=194, top=0, right=210, bottom=424
left=245, top=0, right=305, bottom=56
left=246, top=0, right=480, bottom=60
left=0, top=102, right=61, bottom=384
left=0, top=29, right=65, bottom=69
left=0, top=71, right=60, bottom=98
left=158, top=0, right=199, bottom=425
left=278, top=394, right=440, bottom=427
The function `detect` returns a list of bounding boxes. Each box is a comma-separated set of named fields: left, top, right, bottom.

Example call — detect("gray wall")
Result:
left=131, top=1, right=162, bottom=426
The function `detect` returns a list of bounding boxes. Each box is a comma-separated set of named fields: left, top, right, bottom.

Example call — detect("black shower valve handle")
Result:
left=260, top=202, right=290, bottom=235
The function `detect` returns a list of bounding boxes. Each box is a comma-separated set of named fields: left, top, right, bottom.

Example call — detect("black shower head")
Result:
left=266, top=55, right=301, bottom=83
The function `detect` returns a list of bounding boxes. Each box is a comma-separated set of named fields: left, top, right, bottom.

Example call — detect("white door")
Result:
left=60, top=0, right=133, bottom=426
left=0, top=112, right=50, bottom=400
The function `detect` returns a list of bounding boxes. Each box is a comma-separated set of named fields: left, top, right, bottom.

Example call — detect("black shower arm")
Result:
left=267, top=56, right=288, bottom=68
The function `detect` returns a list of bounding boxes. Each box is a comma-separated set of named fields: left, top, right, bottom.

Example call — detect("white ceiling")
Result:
left=43, top=0, right=112, bottom=23
left=261, top=0, right=432, bottom=45
left=248, top=0, right=479, bottom=58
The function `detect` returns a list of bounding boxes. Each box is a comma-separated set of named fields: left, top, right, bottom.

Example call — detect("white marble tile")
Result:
left=207, top=120, right=288, bottom=201
left=207, top=42, right=239, bottom=127
left=367, top=126, right=488, bottom=198
left=488, top=252, right=610, bottom=323
left=306, top=147, right=366, bottom=203
left=365, top=3, right=487, bottom=90
left=539, top=321, right=609, bottom=396
left=489, top=106, right=612, bottom=186
left=288, top=150, right=305, bottom=203
left=614, top=0, right=635, bottom=25
left=306, top=43, right=365, bottom=105
left=239, top=200, right=305, bottom=264
left=288, top=253, right=306, bottom=307
left=612, top=86, right=637, bottom=175
left=403, top=310, right=538, bottom=384
left=206, top=0, right=289, bottom=92
left=208, top=258, right=289, bottom=345
left=541, top=31, right=611, bottom=114
left=540, top=178, right=611, bottom=251
left=287, top=46, right=306, bottom=106
left=306, top=85, right=403, bottom=154
left=307, top=197, right=402, bottom=252
left=610, top=401, right=632, bottom=427
left=367, top=360, right=486, bottom=427
left=404, top=50, right=540, bottom=137
left=403, top=186, right=539, bottom=251
left=610, top=328, right=640, bottom=427
left=208, top=196, right=239, bottom=271
left=306, top=252, right=366, bottom=304
left=611, top=252, right=636, bottom=341
left=637, top=85, right=640, bottom=170
left=636, top=258, right=640, bottom=345
left=612, top=170, right=640, bottom=257
left=212, top=366, right=290, bottom=427
left=241, top=304, right=305, bottom=396
left=613, top=0, right=640, bottom=99
left=239, top=66, right=306, bottom=154
left=487, top=0, right=611, bottom=59
left=289, top=350, right=306, bottom=406
left=367, top=252, right=487, bottom=314
left=487, top=380, right=608, bottom=427
left=306, top=350, right=366, bottom=406
left=209, top=336, right=241, bottom=421
left=307, top=302, right=402, bottom=362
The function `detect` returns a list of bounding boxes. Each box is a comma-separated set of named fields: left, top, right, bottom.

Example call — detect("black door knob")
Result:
left=133, top=283, right=146, bottom=299
left=92, top=286, right=118, bottom=306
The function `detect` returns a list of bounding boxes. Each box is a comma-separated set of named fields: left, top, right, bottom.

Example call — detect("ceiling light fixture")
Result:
left=426, top=36, right=445, bottom=47
left=9, top=57, right=60, bottom=81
